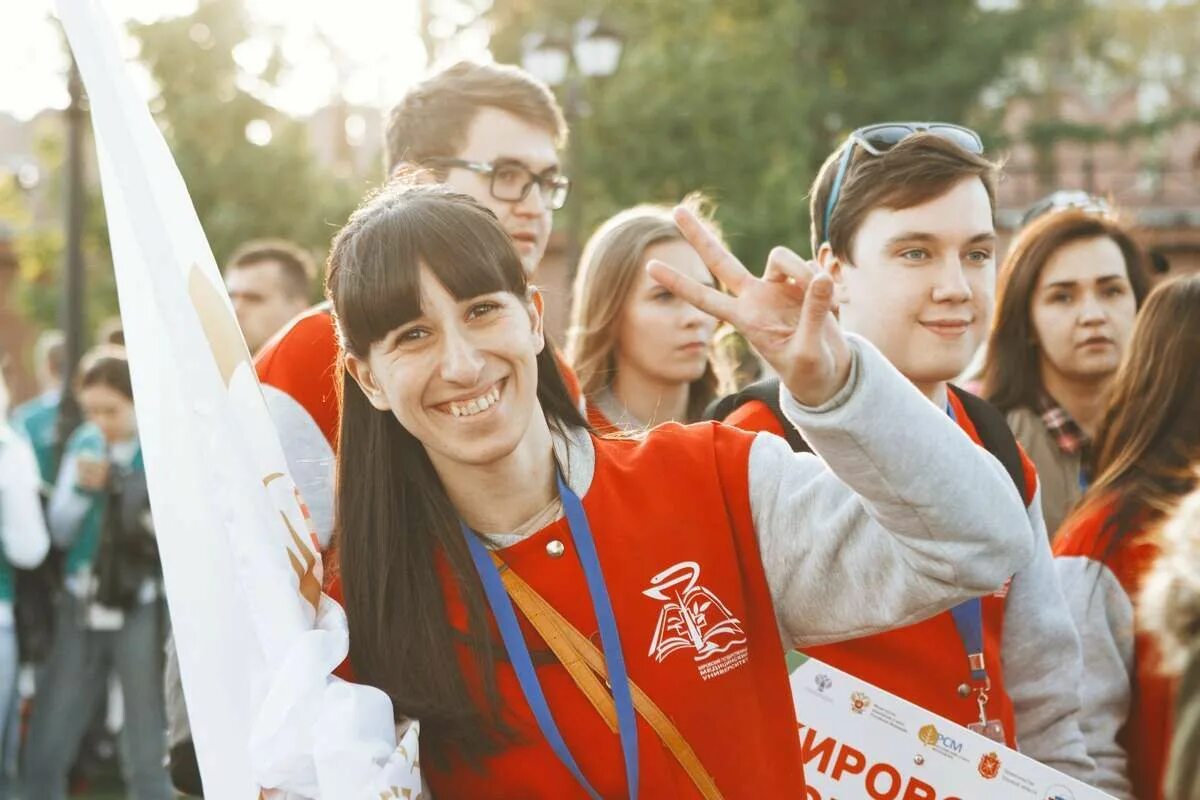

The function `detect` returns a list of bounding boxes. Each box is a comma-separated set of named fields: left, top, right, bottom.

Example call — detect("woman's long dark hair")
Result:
left=1072, top=274, right=1200, bottom=553
left=326, top=182, right=586, bottom=760
left=982, top=210, right=1151, bottom=412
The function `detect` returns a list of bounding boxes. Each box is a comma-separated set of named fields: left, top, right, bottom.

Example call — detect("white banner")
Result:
left=790, top=655, right=1113, bottom=800
left=54, top=1, right=422, bottom=796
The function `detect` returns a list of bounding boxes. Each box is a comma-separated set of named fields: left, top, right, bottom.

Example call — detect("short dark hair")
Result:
left=384, top=61, right=567, bottom=176
left=809, top=133, right=999, bottom=258
left=226, top=239, right=315, bottom=301
left=79, top=345, right=132, bottom=400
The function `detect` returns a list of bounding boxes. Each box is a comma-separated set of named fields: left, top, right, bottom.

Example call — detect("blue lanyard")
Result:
left=944, top=398, right=989, bottom=685
left=462, top=472, right=639, bottom=799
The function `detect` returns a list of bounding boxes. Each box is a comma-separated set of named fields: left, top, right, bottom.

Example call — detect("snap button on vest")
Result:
left=545, top=540, right=566, bottom=558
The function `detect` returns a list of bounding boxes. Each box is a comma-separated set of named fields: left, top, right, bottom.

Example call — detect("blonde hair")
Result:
left=566, top=194, right=727, bottom=422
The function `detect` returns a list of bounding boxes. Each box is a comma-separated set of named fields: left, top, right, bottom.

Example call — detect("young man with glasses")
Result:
left=712, top=124, right=1096, bottom=782
left=252, top=60, right=578, bottom=540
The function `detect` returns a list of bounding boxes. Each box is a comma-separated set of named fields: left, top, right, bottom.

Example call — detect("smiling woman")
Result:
left=325, top=180, right=1036, bottom=799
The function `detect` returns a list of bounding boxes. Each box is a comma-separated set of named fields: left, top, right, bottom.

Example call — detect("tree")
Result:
left=489, top=0, right=1083, bottom=268
left=129, top=0, right=367, bottom=285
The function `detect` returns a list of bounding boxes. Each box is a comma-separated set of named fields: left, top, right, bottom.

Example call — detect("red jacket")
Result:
left=724, top=392, right=1034, bottom=744
left=341, top=423, right=805, bottom=798
left=1054, top=497, right=1174, bottom=800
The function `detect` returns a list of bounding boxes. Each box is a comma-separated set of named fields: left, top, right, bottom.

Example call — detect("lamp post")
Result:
left=522, top=19, right=623, bottom=274
left=57, top=55, right=87, bottom=463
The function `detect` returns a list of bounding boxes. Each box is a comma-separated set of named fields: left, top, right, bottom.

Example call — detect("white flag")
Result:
left=54, top=1, right=422, bottom=796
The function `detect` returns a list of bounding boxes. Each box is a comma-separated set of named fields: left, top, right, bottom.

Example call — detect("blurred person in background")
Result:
left=1053, top=274, right=1200, bottom=799
left=0, top=368, right=51, bottom=796
left=1141, top=467, right=1200, bottom=800
left=567, top=197, right=725, bottom=433
left=982, top=208, right=1152, bottom=537
left=11, top=330, right=66, bottom=494
left=23, top=347, right=171, bottom=800
left=223, top=239, right=314, bottom=355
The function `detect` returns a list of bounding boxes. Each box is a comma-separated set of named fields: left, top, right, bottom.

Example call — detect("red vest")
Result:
left=254, top=305, right=584, bottom=450
left=585, top=401, right=619, bottom=435
left=725, top=392, right=1029, bottom=745
left=418, top=423, right=804, bottom=798
left=1055, top=497, right=1174, bottom=800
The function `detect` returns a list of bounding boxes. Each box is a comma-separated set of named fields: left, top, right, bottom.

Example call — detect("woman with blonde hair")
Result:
left=567, top=196, right=723, bottom=432
left=1052, top=274, right=1200, bottom=799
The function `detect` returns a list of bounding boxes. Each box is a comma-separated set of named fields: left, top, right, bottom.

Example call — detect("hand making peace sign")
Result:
left=646, top=206, right=853, bottom=408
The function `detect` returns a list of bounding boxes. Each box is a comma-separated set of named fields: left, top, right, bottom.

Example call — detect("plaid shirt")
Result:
left=1035, top=392, right=1090, bottom=456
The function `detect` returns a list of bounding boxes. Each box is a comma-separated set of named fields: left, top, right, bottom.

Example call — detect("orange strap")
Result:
left=492, top=553, right=724, bottom=800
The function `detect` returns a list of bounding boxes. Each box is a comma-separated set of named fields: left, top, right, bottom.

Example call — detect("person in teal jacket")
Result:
left=22, top=347, right=171, bottom=800
left=10, top=330, right=66, bottom=492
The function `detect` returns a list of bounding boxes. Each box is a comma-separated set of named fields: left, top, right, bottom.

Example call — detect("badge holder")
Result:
left=965, top=679, right=1006, bottom=744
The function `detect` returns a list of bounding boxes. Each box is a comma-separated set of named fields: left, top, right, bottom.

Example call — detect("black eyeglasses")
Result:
left=1020, top=190, right=1112, bottom=228
left=821, top=122, right=985, bottom=244
left=425, top=157, right=571, bottom=211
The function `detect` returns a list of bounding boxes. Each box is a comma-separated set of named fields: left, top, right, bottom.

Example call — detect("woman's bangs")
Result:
left=336, top=196, right=526, bottom=352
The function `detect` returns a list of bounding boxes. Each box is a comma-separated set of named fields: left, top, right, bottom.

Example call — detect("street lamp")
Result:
left=522, top=19, right=623, bottom=272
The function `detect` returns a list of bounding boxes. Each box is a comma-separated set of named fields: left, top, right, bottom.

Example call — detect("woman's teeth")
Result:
left=449, top=385, right=501, bottom=418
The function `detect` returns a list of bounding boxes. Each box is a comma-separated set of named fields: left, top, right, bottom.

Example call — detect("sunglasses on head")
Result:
left=1019, top=190, right=1112, bottom=229
left=821, top=122, right=985, bottom=245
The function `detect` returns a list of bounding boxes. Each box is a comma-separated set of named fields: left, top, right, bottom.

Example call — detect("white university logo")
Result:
left=643, top=562, right=749, bottom=681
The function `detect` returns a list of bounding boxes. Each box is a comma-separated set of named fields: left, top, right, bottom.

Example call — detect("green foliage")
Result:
left=489, top=0, right=1083, bottom=267
left=129, top=0, right=366, bottom=283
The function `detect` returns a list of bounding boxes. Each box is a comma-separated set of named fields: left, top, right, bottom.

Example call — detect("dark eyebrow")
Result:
left=882, top=231, right=995, bottom=248
left=1043, top=273, right=1128, bottom=291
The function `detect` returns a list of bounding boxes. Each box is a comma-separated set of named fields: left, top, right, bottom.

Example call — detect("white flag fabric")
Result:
left=54, top=1, right=423, bottom=796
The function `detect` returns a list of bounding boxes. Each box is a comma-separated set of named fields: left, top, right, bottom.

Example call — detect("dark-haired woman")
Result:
left=327, top=182, right=1032, bottom=797
left=1053, top=275, right=1200, bottom=800
left=23, top=347, right=171, bottom=800
left=982, top=209, right=1151, bottom=537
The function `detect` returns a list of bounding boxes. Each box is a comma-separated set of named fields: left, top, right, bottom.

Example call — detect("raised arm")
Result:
left=746, top=337, right=1034, bottom=646
left=650, top=206, right=1033, bottom=647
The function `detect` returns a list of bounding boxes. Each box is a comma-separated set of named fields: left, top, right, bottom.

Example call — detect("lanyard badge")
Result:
left=462, top=472, right=640, bottom=799
left=945, top=399, right=1007, bottom=745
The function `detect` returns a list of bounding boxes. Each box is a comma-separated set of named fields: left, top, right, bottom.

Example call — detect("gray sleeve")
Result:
left=749, top=335, right=1036, bottom=648
left=1000, top=487, right=1094, bottom=777
left=47, top=451, right=94, bottom=550
left=262, top=386, right=335, bottom=549
left=1056, top=555, right=1136, bottom=799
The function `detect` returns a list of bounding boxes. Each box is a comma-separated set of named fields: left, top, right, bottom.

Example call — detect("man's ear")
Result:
left=344, top=353, right=391, bottom=412
left=526, top=286, right=547, bottom=355
left=817, top=242, right=851, bottom=305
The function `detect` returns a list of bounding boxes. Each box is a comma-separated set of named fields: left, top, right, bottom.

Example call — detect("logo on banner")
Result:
left=814, top=674, right=833, bottom=693
left=1043, top=787, right=1075, bottom=800
left=979, top=751, right=1002, bottom=780
left=644, top=562, right=748, bottom=680
left=918, top=724, right=939, bottom=746
left=850, top=691, right=871, bottom=714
